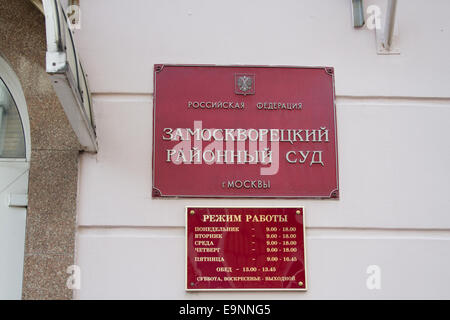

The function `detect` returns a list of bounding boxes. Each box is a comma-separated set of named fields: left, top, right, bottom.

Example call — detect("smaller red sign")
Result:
left=186, top=207, right=307, bottom=291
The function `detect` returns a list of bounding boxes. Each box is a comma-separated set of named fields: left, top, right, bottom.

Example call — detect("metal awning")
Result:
left=42, top=0, right=97, bottom=152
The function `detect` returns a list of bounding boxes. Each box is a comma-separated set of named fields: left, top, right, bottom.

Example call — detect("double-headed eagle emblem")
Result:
left=238, top=76, right=253, bottom=92
left=235, top=73, right=255, bottom=95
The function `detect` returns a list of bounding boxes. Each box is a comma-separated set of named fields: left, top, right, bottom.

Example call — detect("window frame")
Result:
left=0, top=54, right=31, bottom=162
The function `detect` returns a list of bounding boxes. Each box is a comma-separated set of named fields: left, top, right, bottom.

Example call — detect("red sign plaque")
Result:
left=186, top=207, right=307, bottom=291
left=153, top=65, right=338, bottom=198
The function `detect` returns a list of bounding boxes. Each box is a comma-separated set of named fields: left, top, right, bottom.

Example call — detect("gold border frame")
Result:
left=185, top=206, right=308, bottom=292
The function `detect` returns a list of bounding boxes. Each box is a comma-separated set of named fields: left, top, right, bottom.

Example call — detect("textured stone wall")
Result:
left=0, top=0, right=80, bottom=299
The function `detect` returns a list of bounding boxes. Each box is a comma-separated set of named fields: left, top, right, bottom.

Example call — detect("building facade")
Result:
left=0, top=0, right=79, bottom=299
left=1, top=0, right=450, bottom=299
